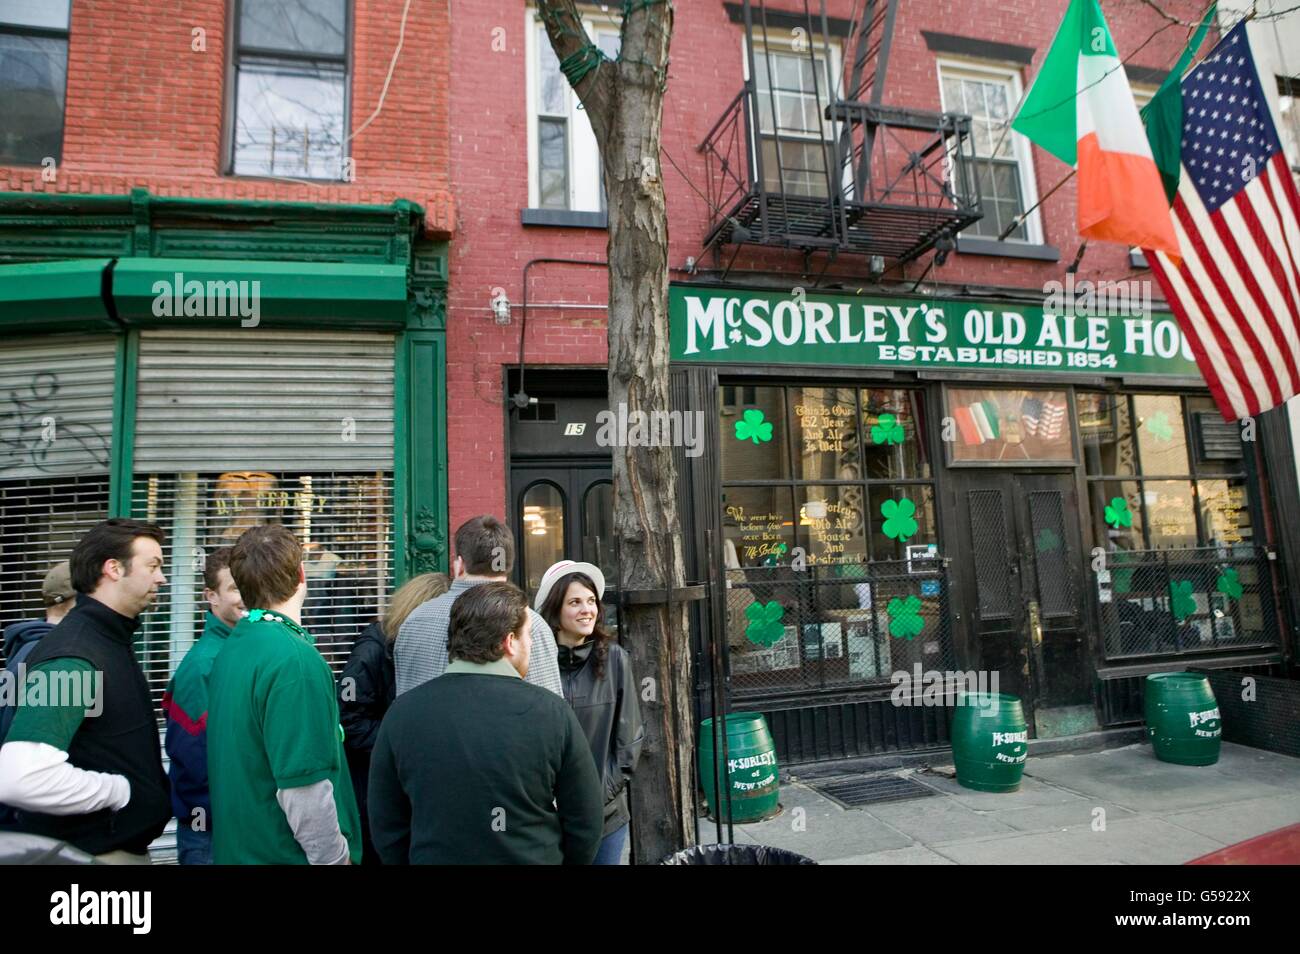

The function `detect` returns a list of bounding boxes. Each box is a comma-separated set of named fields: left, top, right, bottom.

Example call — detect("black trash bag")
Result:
left=0, top=832, right=100, bottom=865
left=659, top=844, right=816, bottom=865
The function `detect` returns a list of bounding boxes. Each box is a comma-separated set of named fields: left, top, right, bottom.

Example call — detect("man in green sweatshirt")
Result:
left=368, top=581, right=603, bottom=864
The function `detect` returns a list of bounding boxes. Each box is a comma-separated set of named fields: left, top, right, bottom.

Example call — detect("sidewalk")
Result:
left=696, top=742, right=1300, bottom=864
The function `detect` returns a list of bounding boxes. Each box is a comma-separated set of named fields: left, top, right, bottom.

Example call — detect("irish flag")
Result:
left=1012, top=0, right=1179, bottom=257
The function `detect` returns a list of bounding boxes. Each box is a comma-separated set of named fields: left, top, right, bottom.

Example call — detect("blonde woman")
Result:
left=339, top=572, right=450, bottom=864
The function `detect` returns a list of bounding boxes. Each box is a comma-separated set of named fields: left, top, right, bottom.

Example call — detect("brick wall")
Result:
left=0, top=0, right=454, bottom=231
left=447, top=0, right=1207, bottom=529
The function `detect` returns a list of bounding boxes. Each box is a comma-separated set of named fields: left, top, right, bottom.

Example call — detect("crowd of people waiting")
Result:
left=0, top=514, right=643, bottom=864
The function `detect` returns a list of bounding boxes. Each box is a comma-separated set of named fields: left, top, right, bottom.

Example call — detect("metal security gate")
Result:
left=131, top=330, right=397, bottom=709
left=0, top=336, right=116, bottom=657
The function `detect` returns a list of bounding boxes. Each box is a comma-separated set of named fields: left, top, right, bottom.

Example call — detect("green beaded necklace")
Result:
left=246, top=607, right=312, bottom=644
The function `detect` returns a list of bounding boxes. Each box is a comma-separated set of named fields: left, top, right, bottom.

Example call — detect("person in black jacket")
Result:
left=535, top=560, right=644, bottom=865
left=0, top=520, right=171, bottom=863
left=368, top=581, right=603, bottom=864
left=338, top=571, right=448, bottom=865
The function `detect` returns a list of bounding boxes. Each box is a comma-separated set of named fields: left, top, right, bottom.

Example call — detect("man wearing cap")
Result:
left=395, top=515, right=563, bottom=697
left=0, top=562, right=77, bottom=752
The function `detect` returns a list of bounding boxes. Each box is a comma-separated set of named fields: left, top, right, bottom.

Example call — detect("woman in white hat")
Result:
left=534, top=560, right=644, bottom=865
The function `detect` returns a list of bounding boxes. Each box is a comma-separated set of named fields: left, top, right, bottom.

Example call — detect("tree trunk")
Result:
left=536, top=2, right=694, bottom=863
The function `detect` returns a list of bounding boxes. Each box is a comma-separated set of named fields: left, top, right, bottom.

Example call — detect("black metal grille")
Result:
left=809, top=772, right=939, bottom=807
left=1195, top=669, right=1300, bottom=757
left=724, top=559, right=955, bottom=698
left=1028, top=490, right=1074, bottom=618
left=1097, top=546, right=1281, bottom=659
left=968, top=489, right=1012, bottom=619
left=0, top=475, right=110, bottom=665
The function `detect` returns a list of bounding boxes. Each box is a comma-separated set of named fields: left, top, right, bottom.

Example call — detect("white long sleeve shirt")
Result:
left=0, top=740, right=130, bottom=814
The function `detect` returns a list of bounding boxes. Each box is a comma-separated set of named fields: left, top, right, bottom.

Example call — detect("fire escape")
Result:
left=699, top=0, right=984, bottom=273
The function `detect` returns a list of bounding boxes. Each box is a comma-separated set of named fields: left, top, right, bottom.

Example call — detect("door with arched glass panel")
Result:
left=511, top=463, right=616, bottom=610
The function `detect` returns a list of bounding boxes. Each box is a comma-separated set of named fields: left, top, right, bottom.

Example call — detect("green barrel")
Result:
left=1145, top=672, right=1221, bottom=765
left=698, top=712, right=780, bottom=823
left=950, top=692, right=1029, bottom=793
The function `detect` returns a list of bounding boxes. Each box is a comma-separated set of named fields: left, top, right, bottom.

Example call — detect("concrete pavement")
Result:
left=694, top=742, right=1300, bottom=864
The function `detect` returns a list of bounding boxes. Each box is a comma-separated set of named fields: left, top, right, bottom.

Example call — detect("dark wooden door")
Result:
left=951, top=471, right=1090, bottom=735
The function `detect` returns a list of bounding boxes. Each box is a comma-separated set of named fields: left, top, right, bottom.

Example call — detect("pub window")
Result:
left=0, top=0, right=70, bottom=165
left=937, top=60, right=1043, bottom=243
left=719, top=384, right=949, bottom=697
left=1077, top=391, right=1276, bottom=659
left=527, top=9, right=620, bottom=212
left=230, top=0, right=350, bottom=180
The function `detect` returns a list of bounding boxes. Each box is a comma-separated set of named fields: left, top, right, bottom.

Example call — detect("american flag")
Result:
left=1145, top=22, right=1300, bottom=421
left=1022, top=397, right=1067, bottom=439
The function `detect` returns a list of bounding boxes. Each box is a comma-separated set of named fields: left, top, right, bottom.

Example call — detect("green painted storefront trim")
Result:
left=0, top=258, right=115, bottom=328
left=108, top=330, right=139, bottom=518
left=0, top=189, right=449, bottom=584
left=111, top=257, right=409, bottom=327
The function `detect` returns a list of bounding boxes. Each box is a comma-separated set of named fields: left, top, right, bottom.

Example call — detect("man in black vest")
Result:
left=0, top=519, right=171, bottom=863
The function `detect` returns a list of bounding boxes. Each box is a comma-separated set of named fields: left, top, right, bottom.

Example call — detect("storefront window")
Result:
left=720, top=383, right=943, bottom=696
left=946, top=387, right=1073, bottom=463
left=789, top=386, right=859, bottom=481
left=1079, top=390, right=1274, bottom=659
left=862, top=388, right=929, bottom=479
left=1079, top=391, right=1137, bottom=476
left=722, top=485, right=795, bottom=569
left=136, top=470, right=394, bottom=683
left=1133, top=394, right=1189, bottom=475
left=795, top=485, right=867, bottom=564
left=719, top=385, right=790, bottom=482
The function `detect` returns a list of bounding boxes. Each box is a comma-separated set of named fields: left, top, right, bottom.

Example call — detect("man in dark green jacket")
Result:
left=368, top=581, right=602, bottom=865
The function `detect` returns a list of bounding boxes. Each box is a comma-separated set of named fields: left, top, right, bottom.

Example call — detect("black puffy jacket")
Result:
left=557, top=639, right=644, bottom=837
left=338, top=621, right=395, bottom=754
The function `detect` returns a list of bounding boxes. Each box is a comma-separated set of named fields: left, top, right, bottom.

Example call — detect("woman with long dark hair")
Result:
left=535, top=560, right=643, bottom=865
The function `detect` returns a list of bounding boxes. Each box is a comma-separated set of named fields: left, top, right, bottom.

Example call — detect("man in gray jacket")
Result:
left=395, top=515, right=562, bottom=697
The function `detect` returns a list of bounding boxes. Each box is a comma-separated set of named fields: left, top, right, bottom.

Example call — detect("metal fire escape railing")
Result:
left=698, top=0, right=984, bottom=267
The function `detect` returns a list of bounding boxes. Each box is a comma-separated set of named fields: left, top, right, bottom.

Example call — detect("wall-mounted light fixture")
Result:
left=491, top=289, right=512, bottom=324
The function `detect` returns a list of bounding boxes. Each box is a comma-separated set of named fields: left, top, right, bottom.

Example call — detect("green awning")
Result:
left=0, top=258, right=114, bottom=328
left=111, top=258, right=408, bottom=328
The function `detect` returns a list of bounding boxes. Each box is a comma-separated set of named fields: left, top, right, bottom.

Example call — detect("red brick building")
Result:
left=0, top=0, right=456, bottom=740
left=447, top=0, right=1299, bottom=762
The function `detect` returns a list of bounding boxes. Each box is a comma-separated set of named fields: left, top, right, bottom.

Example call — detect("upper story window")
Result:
left=1278, top=77, right=1300, bottom=174
left=230, top=0, right=350, bottom=180
left=527, top=10, right=620, bottom=212
left=937, top=60, right=1042, bottom=244
left=0, top=0, right=70, bottom=166
left=748, top=37, right=840, bottom=198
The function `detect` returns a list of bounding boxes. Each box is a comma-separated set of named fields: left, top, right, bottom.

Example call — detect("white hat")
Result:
left=533, top=560, right=606, bottom=611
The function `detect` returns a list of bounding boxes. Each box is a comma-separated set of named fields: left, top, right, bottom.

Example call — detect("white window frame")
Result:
left=742, top=32, right=844, bottom=197
left=525, top=9, right=621, bottom=212
left=936, top=58, right=1043, bottom=245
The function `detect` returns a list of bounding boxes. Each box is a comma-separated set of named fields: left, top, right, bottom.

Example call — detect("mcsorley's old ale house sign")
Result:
left=669, top=284, right=1201, bottom=377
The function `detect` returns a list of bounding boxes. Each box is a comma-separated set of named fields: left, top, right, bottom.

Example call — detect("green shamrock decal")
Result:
left=744, top=600, right=785, bottom=647
left=880, top=497, right=918, bottom=542
left=1035, top=527, right=1061, bottom=552
left=1146, top=411, right=1175, bottom=442
left=1216, top=566, right=1243, bottom=600
left=1169, top=580, right=1197, bottom=622
left=887, top=595, right=925, bottom=640
left=734, top=408, right=773, bottom=445
left=871, top=413, right=905, bottom=446
left=1104, top=497, right=1133, bottom=529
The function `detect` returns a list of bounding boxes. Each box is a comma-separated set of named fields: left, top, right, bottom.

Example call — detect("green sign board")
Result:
left=669, top=285, right=1203, bottom=378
